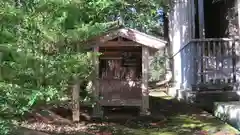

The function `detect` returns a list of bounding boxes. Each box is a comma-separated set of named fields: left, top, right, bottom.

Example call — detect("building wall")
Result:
left=168, top=0, right=240, bottom=108
left=169, top=0, right=240, bottom=91
left=168, top=0, right=195, bottom=93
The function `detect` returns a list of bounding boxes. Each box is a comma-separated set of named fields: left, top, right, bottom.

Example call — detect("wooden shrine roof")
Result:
left=85, top=27, right=167, bottom=49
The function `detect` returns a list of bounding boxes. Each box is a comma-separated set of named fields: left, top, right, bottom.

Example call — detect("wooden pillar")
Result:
left=190, top=0, right=196, bottom=38
left=140, top=46, right=150, bottom=115
left=72, top=77, right=80, bottom=122
left=238, top=0, right=240, bottom=36
left=198, top=0, right=205, bottom=38
left=187, top=0, right=191, bottom=40
left=236, top=0, right=240, bottom=91
left=92, top=46, right=102, bottom=117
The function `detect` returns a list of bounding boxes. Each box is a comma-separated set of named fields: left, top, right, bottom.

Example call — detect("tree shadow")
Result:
left=79, top=95, right=239, bottom=135
left=16, top=94, right=239, bottom=135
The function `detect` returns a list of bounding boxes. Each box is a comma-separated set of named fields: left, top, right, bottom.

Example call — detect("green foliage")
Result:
left=0, top=119, right=11, bottom=135
left=149, top=53, right=166, bottom=82
left=0, top=0, right=167, bottom=134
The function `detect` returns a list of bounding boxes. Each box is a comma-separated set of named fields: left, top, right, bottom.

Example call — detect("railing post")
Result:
left=232, top=40, right=237, bottom=84
left=192, top=41, right=197, bottom=89
left=199, top=41, right=204, bottom=84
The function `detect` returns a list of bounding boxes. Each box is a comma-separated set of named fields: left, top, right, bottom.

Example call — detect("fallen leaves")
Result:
left=19, top=121, right=89, bottom=134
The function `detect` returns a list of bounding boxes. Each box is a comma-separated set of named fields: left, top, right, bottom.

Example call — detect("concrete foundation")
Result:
left=214, top=101, right=240, bottom=130
left=168, top=88, right=240, bottom=111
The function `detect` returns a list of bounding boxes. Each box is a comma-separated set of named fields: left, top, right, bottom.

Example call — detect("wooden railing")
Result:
left=182, top=38, right=237, bottom=90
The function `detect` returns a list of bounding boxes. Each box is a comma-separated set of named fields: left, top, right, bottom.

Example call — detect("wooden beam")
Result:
left=140, top=46, right=150, bottom=115
left=99, top=46, right=142, bottom=52
left=191, top=0, right=196, bottom=38
left=187, top=0, right=191, bottom=40
left=72, top=77, right=80, bottom=122
left=100, top=57, right=122, bottom=60
left=100, top=51, right=141, bottom=56
left=198, top=0, right=205, bottom=38
left=99, top=41, right=140, bottom=47
left=238, top=0, right=240, bottom=37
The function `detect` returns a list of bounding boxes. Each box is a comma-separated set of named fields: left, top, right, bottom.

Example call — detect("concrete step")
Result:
left=214, top=101, right=240, bottom=131
left=177, top=90, right=240, bottom=112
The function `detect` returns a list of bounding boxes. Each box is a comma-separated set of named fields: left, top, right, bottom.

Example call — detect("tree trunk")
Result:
left=72, top=77, right=80, bottom=122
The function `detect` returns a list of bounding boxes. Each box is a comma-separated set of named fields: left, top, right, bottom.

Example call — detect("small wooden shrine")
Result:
left=88, top=27, right=167, bottom=116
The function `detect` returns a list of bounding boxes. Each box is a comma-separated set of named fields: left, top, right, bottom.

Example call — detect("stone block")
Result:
left=214, top=101, right=240, bottom=130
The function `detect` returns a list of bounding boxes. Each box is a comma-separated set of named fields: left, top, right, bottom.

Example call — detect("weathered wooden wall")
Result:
left=98, top=43, right=143, bottom=103
left=169, top=0, right=195, bottom=91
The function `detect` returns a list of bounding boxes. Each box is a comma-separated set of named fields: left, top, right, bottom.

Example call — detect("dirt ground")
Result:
left=14, top=92, right=240, bottom=135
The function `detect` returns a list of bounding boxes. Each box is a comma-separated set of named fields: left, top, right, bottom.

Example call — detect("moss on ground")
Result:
left=85, top=93, right=239, bottom=135
left=15, top=92, right=240, bottom=135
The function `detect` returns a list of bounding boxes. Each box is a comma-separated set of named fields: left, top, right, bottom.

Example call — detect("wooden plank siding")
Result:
left=83, top=27, right=167, bottom=117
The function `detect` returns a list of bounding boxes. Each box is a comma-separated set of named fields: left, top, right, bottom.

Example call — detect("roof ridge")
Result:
left=119, top=28, right=167, bottom=44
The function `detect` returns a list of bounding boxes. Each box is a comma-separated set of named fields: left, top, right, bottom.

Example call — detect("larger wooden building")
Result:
left=168, top=0, right=240, bottom=104
left=167, top=0, right=240, bottom=128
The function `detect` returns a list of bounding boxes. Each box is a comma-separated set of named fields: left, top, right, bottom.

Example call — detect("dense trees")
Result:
left=0, top=0, right=167, bottom=134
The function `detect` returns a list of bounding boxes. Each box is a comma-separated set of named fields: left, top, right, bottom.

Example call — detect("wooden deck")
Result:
left=181, top=38, right=237, bottom=90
